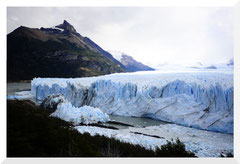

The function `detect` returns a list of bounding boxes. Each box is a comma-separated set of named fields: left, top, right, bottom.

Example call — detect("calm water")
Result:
left=107, top=115, right=168, bottom=129
left=7, top=83, right=31, bottom=95
left=7, top=82, right=168, bottom=128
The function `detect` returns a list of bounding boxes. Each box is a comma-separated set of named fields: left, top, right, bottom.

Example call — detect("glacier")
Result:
left=31, top=70, right=233, bottom=134
left=51, top=103, right=110, bottom=125
left=40, top=94, right=110, bottom=125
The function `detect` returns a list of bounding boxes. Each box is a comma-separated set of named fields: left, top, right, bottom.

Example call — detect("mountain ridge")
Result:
left=7, top=20, right=125, bottom=82
left=109, top=50, right=154, bottom=72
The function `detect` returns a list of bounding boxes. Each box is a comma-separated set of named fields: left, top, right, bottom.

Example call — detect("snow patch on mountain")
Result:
left=51, top=26, right=64, bottom=32
left=108, top=50, right=123, bottom=62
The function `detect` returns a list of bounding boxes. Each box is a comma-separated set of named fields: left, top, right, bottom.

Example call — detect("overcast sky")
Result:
left=7, top=7, right=233, bottom=67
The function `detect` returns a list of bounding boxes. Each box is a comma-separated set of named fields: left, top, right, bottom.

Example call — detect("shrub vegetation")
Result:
left=7, top=100, right=196, bottom=157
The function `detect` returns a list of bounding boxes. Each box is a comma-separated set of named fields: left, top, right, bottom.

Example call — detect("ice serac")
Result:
left=51, top=103, right=110, bottom=125
left=31, top=71, right=233, bottom=134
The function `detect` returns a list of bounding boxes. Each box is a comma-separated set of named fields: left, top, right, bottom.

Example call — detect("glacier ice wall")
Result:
left=31, top=71, right=233, bottom=134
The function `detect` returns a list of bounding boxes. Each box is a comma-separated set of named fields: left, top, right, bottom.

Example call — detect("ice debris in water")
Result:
left=7, top=91, right=33, bottom=100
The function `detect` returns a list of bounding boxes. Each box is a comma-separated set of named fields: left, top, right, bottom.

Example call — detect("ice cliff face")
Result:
left=51, top=103, right=110, bottom=125
left=39, top=94, right=110, bottom=125
left=31, top=70, right=233, bottom=134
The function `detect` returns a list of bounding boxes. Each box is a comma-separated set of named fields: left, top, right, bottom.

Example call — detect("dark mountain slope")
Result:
left=83, top=37, right=127, bottom=70
left=7, top=20, right=124, bottom=82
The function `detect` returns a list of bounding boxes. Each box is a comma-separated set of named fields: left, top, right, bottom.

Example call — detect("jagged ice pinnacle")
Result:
left=31, top=70, right=233, bottom=134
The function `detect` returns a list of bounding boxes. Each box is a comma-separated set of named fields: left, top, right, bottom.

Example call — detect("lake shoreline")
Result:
left=7, top=99, right=196, bottom=157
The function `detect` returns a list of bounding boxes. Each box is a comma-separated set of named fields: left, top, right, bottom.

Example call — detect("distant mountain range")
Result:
left=7, top=20, right=153, bottom=82
left=189, top=59, right=234, bottom=70
left=108, top=50, right=154, bottom=72
left=152, top=59, right=234, bottom=71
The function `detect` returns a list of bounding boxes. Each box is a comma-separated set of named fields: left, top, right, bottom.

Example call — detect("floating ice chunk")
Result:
left=75, top=125, right=167, bottom=151
left=123, top=124, right=233, bottom=157
left=75, top=123, right=233, bottom=157
left=7, top=91, right=33, bottom=100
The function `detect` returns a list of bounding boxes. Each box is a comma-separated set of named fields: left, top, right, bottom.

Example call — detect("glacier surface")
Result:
left=31, top=70, right=233, bottom=134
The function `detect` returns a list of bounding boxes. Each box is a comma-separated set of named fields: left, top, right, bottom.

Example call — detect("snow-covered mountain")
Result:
left=153, top=59, right=234, bottom=71
left=108, top=50, right=154, bottom=72
left=31, top=69, right=233, bottom=134
left=227, top=58, right=234, bottom=66
left=189, top=59, right=234, bottom=70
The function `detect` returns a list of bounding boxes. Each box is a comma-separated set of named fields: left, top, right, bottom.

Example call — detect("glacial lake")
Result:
left=7, top=82, right=168, bottom=128
left=7, top=82, right=31, bottom=95
left=106, top=115, right=168, bottom=129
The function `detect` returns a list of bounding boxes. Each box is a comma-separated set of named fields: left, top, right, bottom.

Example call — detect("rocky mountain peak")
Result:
left=63, top=20, right=71, bottom=25
left=56, top=20, right=77, bottom=33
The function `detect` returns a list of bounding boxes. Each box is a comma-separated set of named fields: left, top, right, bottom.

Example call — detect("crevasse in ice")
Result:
left=31, top=71, right=233, bottom=134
